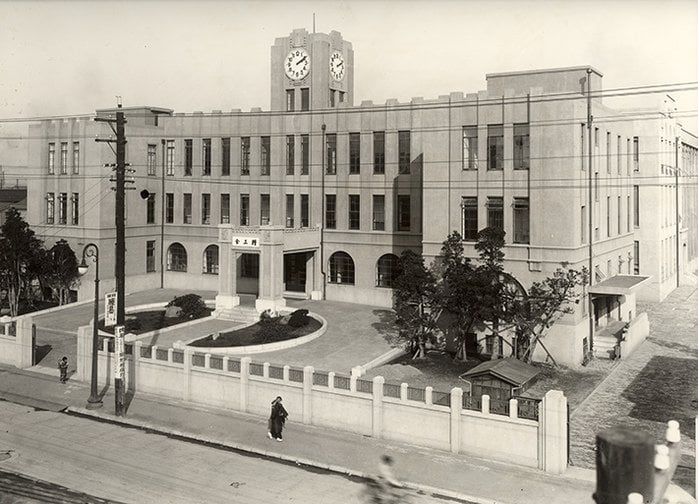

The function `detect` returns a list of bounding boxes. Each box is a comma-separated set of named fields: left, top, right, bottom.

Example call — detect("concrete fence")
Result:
left=79, top=324, right=569, bottom=474
left=0, top=316, right=33, bottom=368
left=620, top=312, right=650, bottom=359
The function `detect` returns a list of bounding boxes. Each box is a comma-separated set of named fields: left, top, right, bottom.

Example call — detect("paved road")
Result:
left=0, top=401, right=460, bottom=504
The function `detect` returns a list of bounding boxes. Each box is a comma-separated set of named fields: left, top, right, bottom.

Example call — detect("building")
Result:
left=23, top=28, right=698, bottom=366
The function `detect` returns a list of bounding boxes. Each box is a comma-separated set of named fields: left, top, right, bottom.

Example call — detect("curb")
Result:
left=65, top=406, right=500, bottom=504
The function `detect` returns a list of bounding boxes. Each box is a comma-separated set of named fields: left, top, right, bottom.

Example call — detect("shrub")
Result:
left=288, top=309, right=310, bottom=328
left=167, top=294, right=209, bottom=319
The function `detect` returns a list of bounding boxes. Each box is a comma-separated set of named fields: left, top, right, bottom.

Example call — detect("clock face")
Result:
left=330, top=51, right=345, bottom=81
left=285, top=48, right=310, bottom=81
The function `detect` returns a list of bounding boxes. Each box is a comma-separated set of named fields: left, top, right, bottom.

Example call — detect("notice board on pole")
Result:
left=104, top=292, right=117, bottom=327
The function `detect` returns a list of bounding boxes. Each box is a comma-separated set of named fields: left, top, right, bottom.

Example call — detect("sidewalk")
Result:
left=0, top=365, right=692, bottom=504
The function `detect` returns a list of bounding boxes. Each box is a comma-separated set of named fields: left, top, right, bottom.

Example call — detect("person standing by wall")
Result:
left=268, top=396, right=288, bottom=442
left=58, top=356, right=68, bottom=383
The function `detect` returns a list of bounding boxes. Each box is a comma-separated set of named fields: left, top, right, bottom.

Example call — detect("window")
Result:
left=329, top=251, right=355, bottom=284
left=606, top=132, right=611, bottom=174
left=606, top=196, right=611, bottom=237
left=60, top=143, right=67, bottom=174
left=72, top=142, right=80, bottom=174
left=46, top=193, right=55, bottom=224
left=326, top=134, right=337, bottom=174
left=617, top=196, right=622, bottom=236
left=183, top=193, right=192, bottom=224
left=325, top=194, right=336, bottom=229
left=397, top=195, right=410, bottom=231
left=167, top=243, right=187, bottom=272
left=241, top=137, right=250, bottom=175
left=633, top=185, right=639, bottom=227
left=374, top=131, right=385, bottom=174
left=285, top=194, right=294, bottom=228
left=221, top=194, right=230, bottom=224
left=202, top=139, right=211, bottom=176
left=147, top=144, right=156, bottom=176
left=594, top=172, right=599, bottom=202
left=329, top=89, right=336, bottom=108
left=348, top=194, right=360, bottom=230
left=184, top=139, right=193, bottom=176
left=260, top=193, right=270, bottom=225
left=165, top=193, right=174, bottom=223
left=376, top=254, right=399, bottom=288
left=633, top=136, right=639, bottom=171
left=373, top=195, right=385, bottom=231
left=349, top=133, right=360, bottom=174
left=240, top=194, right=250, bottom=226
left=487, top=197, right=503, bottom=230
left=300, top=88, right=309, bottom=111
left=166, top=140, right=175, bottom=175
left=201, top=193, right=211, bottom=225
left=398, top=130, right=410, bottom=174
left=286, top=89, right=295, bottom=111
left=71, top=193, right=79, bottom=225
left=58, top=193, right=67, bottom=224
left=286, top=135, right=295, bottom=175
left=487, top=125, right=503, bottom=170
left=633, top=241, right=640, bottom=274
left=300, top=194, right=309, bottom=227
left=627, top=195, right=630, bottom=233
left=617, top=135, right=622, bottom=174
left=581, top=205, right=586, bottom=244
left=241, top=254, right=259, bottom=278
left=48, top=143, right=55, bottom=174
left=146, top=241, right=156, bottom=273
left=513, top=198, right=530, bottom=244
left=146, top=193, right=156, bottom=224
left=513, top=124, right=529, bottom=170
left=301, top=134, right=309, bottom=175
left=462, top=127, right=478, bottom=170
left=461, top=197, right=478, bottom=240
left=221, top=138, right=231, bottom=176
left=261, top=136, right=270, bottom=175
left=203, top=245, right=219, bottom=274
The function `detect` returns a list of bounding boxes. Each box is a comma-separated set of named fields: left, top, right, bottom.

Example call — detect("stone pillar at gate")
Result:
left=215, top=227, right=240, bottom=312
left=256, top=226, right=286, bottom=312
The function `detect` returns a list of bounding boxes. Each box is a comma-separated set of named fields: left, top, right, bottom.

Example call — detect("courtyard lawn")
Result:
left=365, top=350, right=612, bottom=412
left=98, top=308, right=213, bottom=335
left=189, top=316, right=323, bottom=348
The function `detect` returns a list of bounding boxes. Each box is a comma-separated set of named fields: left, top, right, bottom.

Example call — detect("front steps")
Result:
left=216, top=305, right=259, bottom=324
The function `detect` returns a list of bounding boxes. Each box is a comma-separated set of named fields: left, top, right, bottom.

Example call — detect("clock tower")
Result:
left=271, top=28, right=354, bottom=112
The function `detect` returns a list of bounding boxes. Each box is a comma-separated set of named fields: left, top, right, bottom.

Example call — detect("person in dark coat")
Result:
left=268, top=396, right=288, bottom=441
left=58, top=356, right=68, bottom=383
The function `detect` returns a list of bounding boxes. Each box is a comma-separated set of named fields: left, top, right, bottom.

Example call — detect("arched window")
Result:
left=376, top=254, right=399, bottom=288
left=167, top=243, right=187, bottom=272
left=203, top=244, right=219, bottom=274
left=329, top=251, right=355, bottom=284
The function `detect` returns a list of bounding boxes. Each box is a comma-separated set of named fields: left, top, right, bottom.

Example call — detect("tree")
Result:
left=45, top=239, right=79, bottom=305
left=0, top=208, right=45, bottom=316
left=392, top=249, right=442, bottom=359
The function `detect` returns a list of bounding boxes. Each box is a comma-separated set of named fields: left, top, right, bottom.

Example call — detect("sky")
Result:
left=1, top=0, right=697, bottom=128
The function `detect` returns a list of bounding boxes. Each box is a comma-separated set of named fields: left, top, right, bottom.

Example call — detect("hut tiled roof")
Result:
left=461, top=357, right=540, bottom=387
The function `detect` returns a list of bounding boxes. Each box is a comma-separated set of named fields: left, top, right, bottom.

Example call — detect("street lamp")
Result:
left=78, top=243, right=103, bottom=409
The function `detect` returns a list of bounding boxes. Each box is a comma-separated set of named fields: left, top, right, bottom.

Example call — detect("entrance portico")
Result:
left=215, top=225, right=322, bottom=314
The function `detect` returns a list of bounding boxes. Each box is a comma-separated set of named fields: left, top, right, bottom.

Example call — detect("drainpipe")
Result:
left=675, top=135, right=680, bottom=287
left=160, top=139, right=166, bottom=289
left=321, top=123, right=327, bottom=299
left=586, top=68, right=595, bottom=356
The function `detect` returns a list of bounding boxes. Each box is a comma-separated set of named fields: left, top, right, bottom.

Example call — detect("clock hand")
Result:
left=337, top=61, right=344, bottom=68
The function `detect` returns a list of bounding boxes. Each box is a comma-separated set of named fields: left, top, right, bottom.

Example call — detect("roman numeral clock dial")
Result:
left=285, top=48, right=310, bottom=81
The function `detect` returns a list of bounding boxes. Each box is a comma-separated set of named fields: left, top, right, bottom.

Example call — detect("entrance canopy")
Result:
left=589, top=275, right=650, bottom=296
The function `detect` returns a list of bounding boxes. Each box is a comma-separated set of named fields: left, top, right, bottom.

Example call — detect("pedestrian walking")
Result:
left=58, top=356, right=68, bottom=383
left=268, top=396, right=288, bottom=441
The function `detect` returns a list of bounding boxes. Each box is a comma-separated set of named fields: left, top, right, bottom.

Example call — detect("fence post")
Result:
left=302, top=365, right=314, bottom=425
left=372, top=376, right=385, bottom=438
left=400, top=383, right=408, bottom=401
left=222, top=355, right=228, bottom=370
left=76, top=325, right=91, bottom=381
left=450, top=387, right=463, bottom=454
left=350, top=375, right=357, bottom=392
left=283, top=365, right=290, bottom=383
left=509, top=398, right=518, bottom=419
left=539, top=390, right=568, bottom=474
left=182, top=347, right=192, bottom=401
left=204, top=353, right=211, bottom=368
left=263, top=362, right=270, bottom=378
left=481, top=394, right=490, bottom=414
left=425, top=386, right=433, bottom=406
left=168, top=348, right=174, bottom=363
left=328, top=371, right=335, bottom=390
left=240, top=357, right=251, bottom=413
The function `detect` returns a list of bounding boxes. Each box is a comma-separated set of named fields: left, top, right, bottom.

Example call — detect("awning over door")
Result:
left=589, top=275, right=650, bottom=296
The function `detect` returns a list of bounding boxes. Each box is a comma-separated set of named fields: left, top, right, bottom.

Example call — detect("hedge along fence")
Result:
left=84, top=333, right=568, bottom=474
